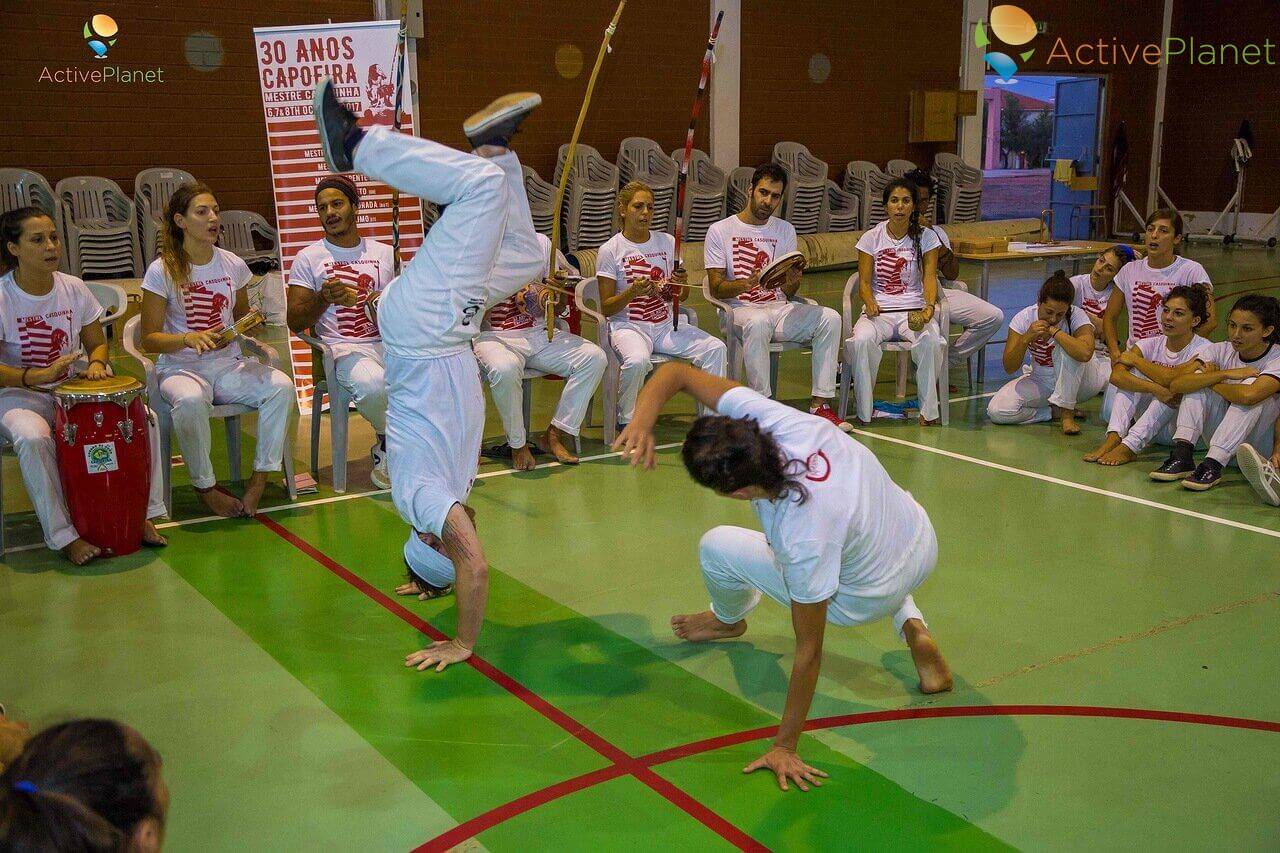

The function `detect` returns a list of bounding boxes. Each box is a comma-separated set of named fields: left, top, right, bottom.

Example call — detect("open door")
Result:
left=1048, top=77, right=1102, bottom=239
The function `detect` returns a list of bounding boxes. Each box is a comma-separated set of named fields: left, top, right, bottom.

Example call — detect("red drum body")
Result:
left=52, top=377, right=151, bottom=556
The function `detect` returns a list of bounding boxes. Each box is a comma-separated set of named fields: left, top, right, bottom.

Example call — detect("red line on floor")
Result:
left=254, top=514, right=765, bottom=853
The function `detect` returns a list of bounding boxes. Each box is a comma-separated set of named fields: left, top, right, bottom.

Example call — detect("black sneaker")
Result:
left=463, top=92, right=541, bottom=149
left=1182, top=458, right=1224, bottom=491
left=1149, top=443, right=1196, bottom=481
left=312, top=77, right=363, bottom=172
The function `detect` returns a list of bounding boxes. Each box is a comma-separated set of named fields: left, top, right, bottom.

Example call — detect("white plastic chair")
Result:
left=836, top=272, right=950, bottom=425
left=727, top=166, right=755, bottom=216
left=122, top=315, right=297, bottom=514
left=84, top=281, right=128, bottom=333
left=843, top=162, right=890, bottom=229
left=824, top=181, right=860, bottom=232
left=218, top=211, right=278, bottom=265
left=297, top=331, right=358, bottom=493
left=554, top=144, right=619, bottom=252
left=772, top=142, right=829, bottom=236
left=668, top=147, right=727, bottom=242
left=0, top=168, right=68, bottom=271
left=886, top=159, right=918, bottom=178
left=574, top=277, right=700, bottom=445
left=55, top=176, right=142, bottom=278
left=134, top=168, right=196, bottom=265
left=0, top=437, right=13, bottom=554
left=522, top=165, right=557, bottom=237
left=618, top=137, right=679, bottom=235
left=700, top=275, right=819, bottom=398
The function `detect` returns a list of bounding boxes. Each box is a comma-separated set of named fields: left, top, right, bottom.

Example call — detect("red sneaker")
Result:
left=810, top=402, right=853, bottom=432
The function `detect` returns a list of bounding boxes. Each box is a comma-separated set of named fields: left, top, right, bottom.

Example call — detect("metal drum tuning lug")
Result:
left=94, top=411, right=104, bottom=428
left=62, top=422, right=78, bottom=446
left=119, top=418, right=135, bottom=443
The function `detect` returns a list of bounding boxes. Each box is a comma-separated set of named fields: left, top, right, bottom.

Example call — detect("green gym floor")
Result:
left=3, top=244, right=1279, bottom=851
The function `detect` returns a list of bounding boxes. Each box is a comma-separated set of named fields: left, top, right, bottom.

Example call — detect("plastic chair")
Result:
left=727, top=167, right=754, bottom=215
left=55, top=176, right=142, bottom=278
left=0, top=168, right=68, bottom=271
left=823, top=181, right=860, bottom=232
left=843, top=162, right=890, bottom=229
left=84, top=281, right=128, bottom=333
left=135, top=168, right=196, bottom=265
left=574, top=277, right=700, bottom=445
left=668, top=147, right=727, bottom=242
left=886, top=159, right=918, bottom=178
left=700, top=275, right=819, bottom=398
left=122, top=315, right=297, bottom=514
left=772, top=142, right=830, bottom=236
left=0, top=437, right=13, bottom=554
left=554, top=144, right=619, bottom=252
left=522, top=165, right=556, bottom=237
left=218, top=211, right=279, bottom=265
left=836, top=272, right=950, bottom=425
left=617, top=137, right=679, bottom=234
left=297, top=331, right=358, bottom=493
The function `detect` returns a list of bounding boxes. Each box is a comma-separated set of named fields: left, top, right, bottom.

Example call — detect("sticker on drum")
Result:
left=84, top=442, right=119, bottom=474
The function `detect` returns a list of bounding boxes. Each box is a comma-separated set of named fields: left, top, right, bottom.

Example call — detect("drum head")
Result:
left=759, top=251, right=806, bottom=288
left=55, top=375, right=142, bottom=396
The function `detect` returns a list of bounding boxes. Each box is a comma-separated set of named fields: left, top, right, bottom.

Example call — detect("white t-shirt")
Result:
left=141, top=248, right=252, bottom=367
left=1008, top=304, right=1093, bottom=376
left=595, top=231, right=675, bottom=324
left=703, top=215, right=798, bottom=307
left=1112, top=256, right=1211, bottom=344
left=483, top=234, right=570, bottom=332
left=1128, top=333, right=1210, bottom=377
left=288, top=237, right=394, bottom=344
left=0, top=271, right=103, bottom=389
left=1071, top=272, right=1116, bottom=353
left=715, top=387, right=931, bottom=607
left=855, top=221, right=942, bottom=311
left=1193, top=341, right=1280, bottom=385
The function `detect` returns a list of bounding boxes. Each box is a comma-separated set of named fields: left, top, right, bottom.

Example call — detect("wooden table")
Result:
left=952, top=240, right=1124, bottom=385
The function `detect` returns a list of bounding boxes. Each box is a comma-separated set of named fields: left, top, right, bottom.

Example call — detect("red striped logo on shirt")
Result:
left=623, top=254, right=671, bottom=323
left=875, top=249, right=910, bottom=296
left=730, top=236, right=782, bottom=304
left=18, top=315, right=71, bottom=369
left=1130, top=282, right=1165, bottom=340
left=328, top=262, right=380, bottom=339
left=181, top=278, right=233, bottom=332
left=486, top=294, right=536, bottom=331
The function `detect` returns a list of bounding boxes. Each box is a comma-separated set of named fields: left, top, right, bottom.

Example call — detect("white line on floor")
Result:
left=847, top=428, right=1280, bottom=540
left=949, top=391, right=998, bottom=404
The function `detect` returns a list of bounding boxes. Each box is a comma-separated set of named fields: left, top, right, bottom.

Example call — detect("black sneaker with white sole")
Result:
left=1181, top=458, right=1224, bottom=491
left=463, top=92, right=541, bottom=149
left=1236, top=443, right=1280, bottom=506
left=1149, top=442, right=1196, bottom=481
left=312, top=77, right=364, bottom=172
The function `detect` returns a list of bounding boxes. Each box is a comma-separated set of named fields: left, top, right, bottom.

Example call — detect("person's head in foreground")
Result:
left=681, top=414, right=809, bottom=504
left=1227, top=294, right=1280, bottom=357
left=1, top=206, right=61, bottom=277
left=1143, top=207, right=1183, bottom=262
left=0, top=719, right=168, bottom=852
left=1088, top=245, right=1133, bottom=288
left=1160, top=285, right=1210, bottom=342
left=1034, top=271, right=1077, bottom=328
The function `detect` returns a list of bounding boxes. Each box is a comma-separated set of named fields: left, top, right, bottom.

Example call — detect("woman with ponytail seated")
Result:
left=0, top=718, right=168, bottom=852
left=987, top=272, right=1107, bottom=434
left=140, top=184, right=295, bottom=518
left=849, top=178, right=944, bottom=426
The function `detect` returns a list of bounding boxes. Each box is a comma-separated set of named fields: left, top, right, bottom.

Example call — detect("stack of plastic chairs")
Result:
left=553, top=144, right=618, bottom=252
left=218, top=211, right=278, bottom=266
left=823, top=181, right=860, bottom=232
left=617, top=137, right=678, bottom=234
left=55, top=176, right=141, bottom=278
left=0, top=168, right=67, bottom=271
left=931, top=154, right=983, bottom=224
left=771, top=142, right=828, bottom=236
left=727, top=167, right=754, bottom=216
left=667, top=147, right=727, bottom=241
left=843, top=161, right=889, bottom=229
left=886, top=159, right=918, bottom=178
left=522, top=165, right=556, bottom=238
left=135, top=167, right=196, bottom=265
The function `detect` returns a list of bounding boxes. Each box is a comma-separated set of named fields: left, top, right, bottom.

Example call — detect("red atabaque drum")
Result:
left=53, top=376, right=151, bottom=556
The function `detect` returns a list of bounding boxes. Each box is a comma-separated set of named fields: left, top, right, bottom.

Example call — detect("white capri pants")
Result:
left=331, top=342, right=387, bottom=435
left=987, top=349, right=1110, bottom=425
left=1172, top=381, right=1280, bottom=465
left=1110, top=388, right=1178, bottom=453
left=733, top=301, right=840, bottom=399
left=941, top=282, right=1003, bottom=365
left=611, top=318, right=728, bottom=424
left=474, top=328, right=607, bottom=448
left=849, top=312, right=944, bottom=422
left=0, top=389, right=168, bottom=551
left=697, top=519, right=936, bottom=640
left=159, top=357, right=294, bottom=490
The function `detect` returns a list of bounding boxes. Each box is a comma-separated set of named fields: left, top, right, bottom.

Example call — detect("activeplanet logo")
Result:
left=37, top=14, right=167, bottom=85
left=976, top=5, right=1038, bottom=82
left=84, top=13, right=118, bottom=58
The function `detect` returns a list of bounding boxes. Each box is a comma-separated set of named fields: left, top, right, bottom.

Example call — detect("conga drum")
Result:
left=52, top=376, right=151, bottom=556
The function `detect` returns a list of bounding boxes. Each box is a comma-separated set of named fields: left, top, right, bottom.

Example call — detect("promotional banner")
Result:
left=253, top=20, right=424, bottom=410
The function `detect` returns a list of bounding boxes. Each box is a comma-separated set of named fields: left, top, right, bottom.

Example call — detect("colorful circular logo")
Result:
left=84, top=14, right=119, bottom=59
left=976, top=4, right=1038, bottom=82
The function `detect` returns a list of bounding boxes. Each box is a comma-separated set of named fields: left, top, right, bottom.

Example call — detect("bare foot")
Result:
left=511, top=444, right=537, bottom=471
left=1098, top=444, right=1137, bottom=466
left=142, top=520, right=167, bottom=547
left=241, top=472, right=269, bottom=517
left=918, top=415, right=940, bottom=426
left=1085, top=433, right=1122, bottom=462
left=62, top=538, right=101, bottom=566
left=198, top=486, right=245, bottom=518
left=903, top=618, right=953, bottom=694
left=671, top=610, right=747, bottom=642
left=536, top=426, right=579, bottom=465
left=1055, top=407, right=1081, bottom=435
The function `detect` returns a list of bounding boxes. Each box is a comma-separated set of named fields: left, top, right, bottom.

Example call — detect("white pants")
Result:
left=1172, top=382, right=1280, bottom=465
left=733, top=301, right=840, bottom=399
left=385, top=349, right=483, bottom=538
left=353, top=127, right=544, bottom=358
left=940, top=282, right=1003, bottom=365
left=474, top=328, right=607, bottom=447
left=1111, top=387, right=1178, bottom=453
left=159, top=357, right=294, bottom=490
left=849, top=313, right=944, bottom=421
left=987, top=349, right=1110, bottom=425
left=697, top=521, right=936, bottom=640
left=0, top=389, right=167, bottom=551
left=611, top=318, right=729, bottom=424
left=332, top=342, right=387, bottom=435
